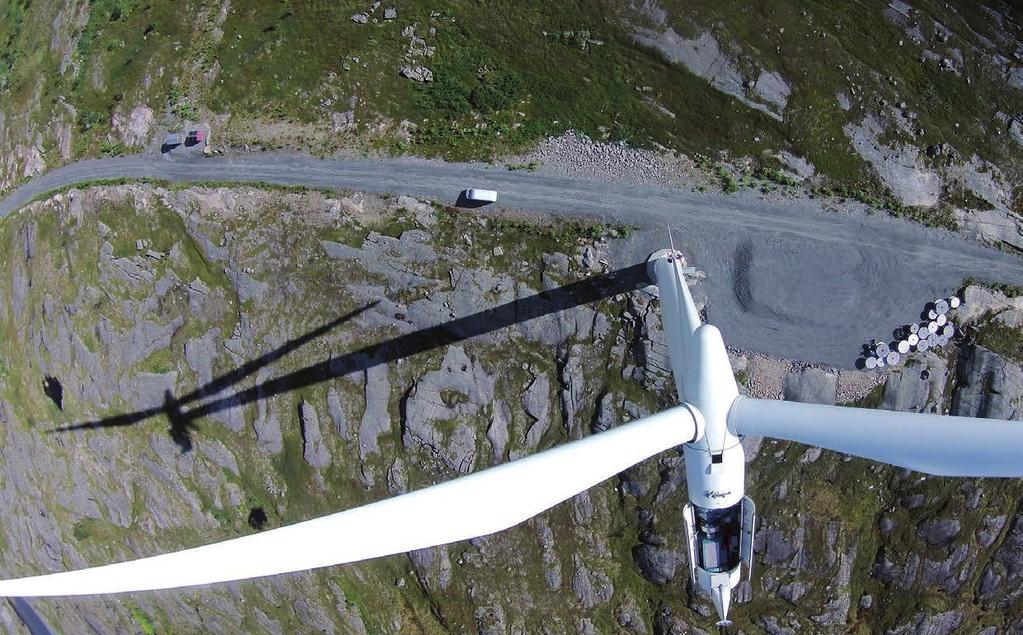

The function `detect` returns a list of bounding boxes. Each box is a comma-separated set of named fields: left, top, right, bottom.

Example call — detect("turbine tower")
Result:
left=1, top=248, right=1022, bottom=628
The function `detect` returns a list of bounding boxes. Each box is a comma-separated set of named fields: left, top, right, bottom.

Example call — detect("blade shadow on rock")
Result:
left=51, top=263, right=650, bottom=451
left=49, top=303, right=378, bottom=451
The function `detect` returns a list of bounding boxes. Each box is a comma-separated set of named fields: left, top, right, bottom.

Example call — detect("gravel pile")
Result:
left=508, top=131, right=709, bottom=189
left=733, top=348, right=886, bottom=403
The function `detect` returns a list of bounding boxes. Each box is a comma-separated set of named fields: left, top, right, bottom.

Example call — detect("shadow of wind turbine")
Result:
left=50, top=303, right=379, bottom=451
left=52, top=263, right=649, bottom=449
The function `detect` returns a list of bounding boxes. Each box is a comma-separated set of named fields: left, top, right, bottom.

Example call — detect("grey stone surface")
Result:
left=978, top=515, right=1007, bottom=548
left=812, top=543, right=856, bottom=627
left=615, top=597, right=649, bottom=635
left=409, top=546, right=452, bottom=592
left=918, top=518, right=961, bottom=547
left=252, top=367, right=283, bottom=454
left=326, top=386, right=356, bottom=441
left=952, top=345, right=1022, bottom=421
left=979, top=513, right=1023, bottom=606
left=798, top=446, right=822, bottom=464
left=882, top=352, right=947, bottom=413
left=889, top=610, right=963, bottom=635
left=522, top=373, right=551, bottom=449
left=591, top=391, right=618, bottom=433
left=184, top=328, right=221, bottom=386
left=919, top=544, right=970, bottom=593
left=844, top=115, right=941, bottom=207
left=299, top=400, right=331, bottom=468
left=487, top=399, right=510, bottom=463
left=778, top=581, right=805, bottom=603
left=535, top=517, right=563, bottom=591
left=359, top=358, right=392, bottom=460
left=571, top=555, right=614, bottom=609
left=629, top=26, right=787, bottom=121
left=403, top=346, right=492, bottom=473
left=633, top=543, right=677, bottom=585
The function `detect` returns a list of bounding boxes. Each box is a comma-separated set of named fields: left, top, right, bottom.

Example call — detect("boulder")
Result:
left=978, top=514, right=1023, bottom=606
left=778, top=581, right=805, bottom=603
left=522, top=373, right=551, bottom=448
left=359, top=360, right=392, bottom=458
left=881, top=352, right=947, bottom=413
left=783, top=366, right=836, bottom=405
left=571, top=555, right=614, bottom=609
left=952, top=345, right=1022, bottom=421
left=889, top=611, right=963, bottom=635
left=632, top=544, right=677, bottom=585
left=917, top=518, right=961, bottom=546
left=299, top=400, right=331, bottom=468
left=400, top=65, right=434, bottom=82
left=487, top=399, right=510, bottom=462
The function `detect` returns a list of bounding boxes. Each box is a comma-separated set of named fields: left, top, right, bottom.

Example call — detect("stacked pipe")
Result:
left=859, top=293, right=963, bottom=370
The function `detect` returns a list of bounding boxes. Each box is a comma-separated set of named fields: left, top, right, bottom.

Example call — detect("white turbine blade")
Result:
left=729, top=396, right=1023, bottom=477
left=649, top=252, right=701, bottom=397
left=0, top=405, right=699, bottom=596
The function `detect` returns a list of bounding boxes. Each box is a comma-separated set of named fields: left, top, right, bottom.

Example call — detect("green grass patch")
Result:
left=976, top=319, right=1023, bottom=364
left=128, top=603, right=157, bottom=635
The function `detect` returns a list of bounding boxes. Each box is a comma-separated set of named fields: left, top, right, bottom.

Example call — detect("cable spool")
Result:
left=886, top=351, right=900, bottom=366
left=865, top=357, right=878, bottom=370
left=927, top=309, right=938, bottom=320
left=897, top=340, right=911, bottom=354
left=936, top=314, right=947, bottom=327
left=907, top=333, right=920, bottom=346
left=917, top=339, right=930, bottom=352
left=909, top=322, right=920, bottom=334
left=927, top=334, right=940, bottom=347
left=927, top=321, right=939, bottom=334
left=949, top=296, right=961, bottom=309
left=875, top=342, right=890, bottom=357
left=935, top=299, right=949, bottom=315
left=876, top=357, right=886, bottom=368
left=938, top=335, right=950, bottom=347
left=942, top=324, right=954, bottom=337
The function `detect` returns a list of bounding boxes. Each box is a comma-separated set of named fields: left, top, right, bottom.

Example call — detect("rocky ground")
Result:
left=0, top=184, right=1020, bottom=633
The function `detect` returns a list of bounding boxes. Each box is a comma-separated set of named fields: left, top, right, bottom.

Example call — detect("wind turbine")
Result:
left=1, top=248, right=1021, bottom=628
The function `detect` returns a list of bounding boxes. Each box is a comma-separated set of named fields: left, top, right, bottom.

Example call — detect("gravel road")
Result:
left=2, top=153, right=1021, bottom=368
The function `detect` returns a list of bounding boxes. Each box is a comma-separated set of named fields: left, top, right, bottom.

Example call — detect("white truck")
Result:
left=465, top=188, right=498, bottom=203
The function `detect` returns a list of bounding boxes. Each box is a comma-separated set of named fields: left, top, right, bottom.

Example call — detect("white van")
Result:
left=466, top=188, right=498, bottom=203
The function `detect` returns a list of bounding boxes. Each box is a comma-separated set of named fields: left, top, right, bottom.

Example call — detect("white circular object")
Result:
left=935, top=299, right=949, bottom=315
left=897, top=340, right=911, bottom=354
left=909, top=323, right=920, bottom=334
left=875, top=342, right=890, bottom=356
left=949, top=296, right=961, bottom=308
left=876, top=358, right=886, bottom=368
left=927, top=321, right=939, bottom=333
left=917, top=339, right=930, bottom=352
left=942, top=324, right=954, bottom=337
left=886, top=351, right=900, bottom=366
left=938, top=335, right=950, bottom=346
left=927, top=309, right=938, bottom=320
left=927, top=334, right=940, bottom=347
left=908, top=333, right=920, bottom=346
left=936, top=314, right=947, bottom=327
left=865, top=357, right=878, bottom=369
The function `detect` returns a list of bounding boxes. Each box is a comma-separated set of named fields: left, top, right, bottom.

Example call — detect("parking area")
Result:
left=160, top=125, right=211, bottom=158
